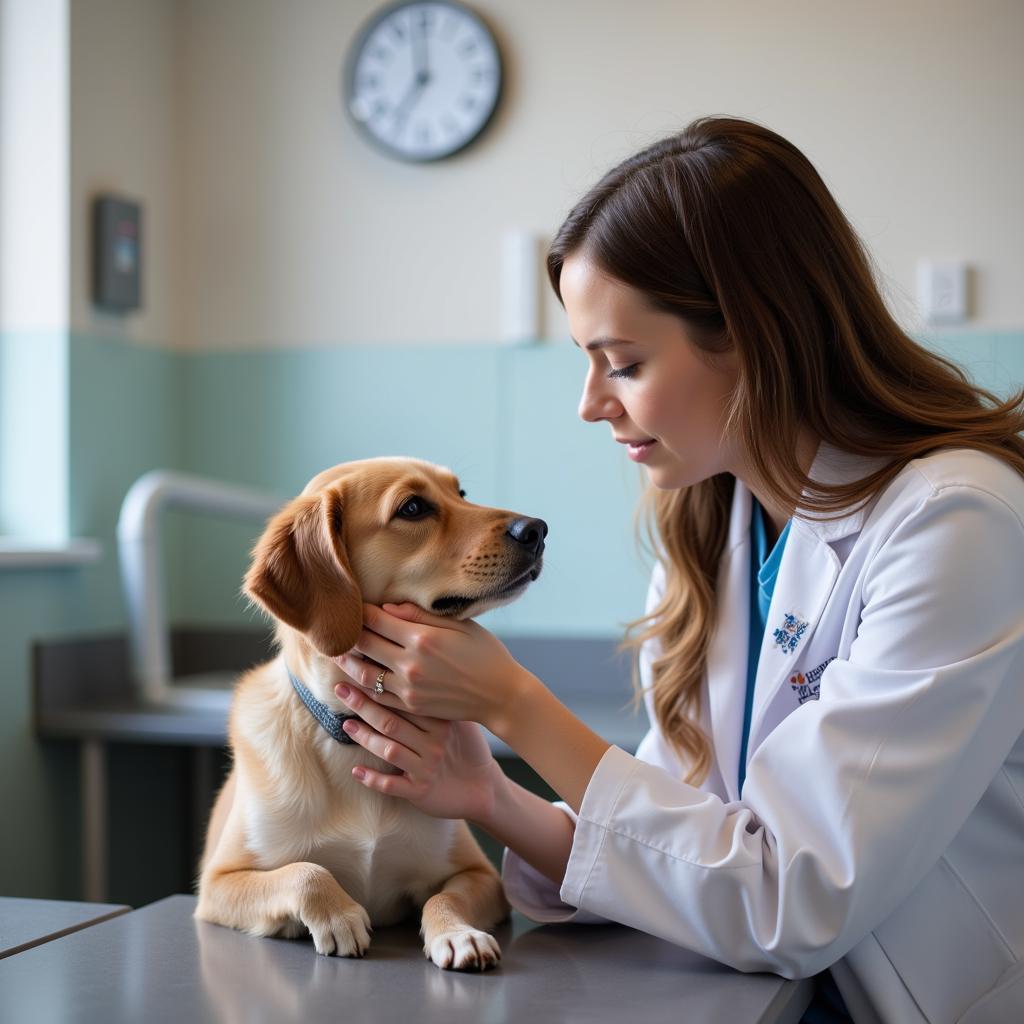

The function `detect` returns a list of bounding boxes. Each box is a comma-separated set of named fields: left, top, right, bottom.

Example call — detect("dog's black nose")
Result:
left=507, top=517, right=548, bottom=556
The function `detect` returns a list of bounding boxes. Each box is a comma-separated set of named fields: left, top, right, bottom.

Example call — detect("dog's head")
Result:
left=243, top=457, right=546, bottom=657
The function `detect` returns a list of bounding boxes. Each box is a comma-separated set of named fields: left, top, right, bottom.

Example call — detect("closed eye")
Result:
left=607, top=364, right=639, bottom=379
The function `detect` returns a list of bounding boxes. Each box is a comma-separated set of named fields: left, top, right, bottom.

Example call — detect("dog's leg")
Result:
left=420, top=822, right=510, bottom=971
left=420, top=864, right=509, bottom=970
left=196, top=861, right=372, bottom=958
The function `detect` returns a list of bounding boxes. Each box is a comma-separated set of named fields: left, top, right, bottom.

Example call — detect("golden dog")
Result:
left=194, top=457, right=547, bottom=970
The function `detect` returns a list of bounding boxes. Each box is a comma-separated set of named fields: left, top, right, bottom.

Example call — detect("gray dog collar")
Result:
left=287, top=665, right=361, bottom=746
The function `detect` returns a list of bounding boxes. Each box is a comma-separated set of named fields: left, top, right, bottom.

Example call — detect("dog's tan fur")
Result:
left=194, top=457, right=546, bottom=970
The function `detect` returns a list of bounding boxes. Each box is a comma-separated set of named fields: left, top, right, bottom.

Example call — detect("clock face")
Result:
left=344, top=0, right=503, bottom=162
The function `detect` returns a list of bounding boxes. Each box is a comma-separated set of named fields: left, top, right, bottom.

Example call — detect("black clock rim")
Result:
left=341, top=0, right=505, bottom=164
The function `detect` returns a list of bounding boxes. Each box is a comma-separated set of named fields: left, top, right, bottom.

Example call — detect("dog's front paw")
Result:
left=425, top=929, right=501, bottom=971
left=305, top=901, right=372, bottom=958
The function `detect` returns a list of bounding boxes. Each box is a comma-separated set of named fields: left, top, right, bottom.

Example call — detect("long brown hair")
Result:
left=547, top=116, right=1024, bottom=785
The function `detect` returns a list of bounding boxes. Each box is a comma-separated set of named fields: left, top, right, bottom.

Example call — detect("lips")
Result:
left=625, top=438, right=658, bottom=463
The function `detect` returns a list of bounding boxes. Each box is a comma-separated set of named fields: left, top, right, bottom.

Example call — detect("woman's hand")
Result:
left=334, top=682, right=506, bottom=824
left=336, top=603, right=612, bottom=817
left=333, top=602, right=537, bottom=734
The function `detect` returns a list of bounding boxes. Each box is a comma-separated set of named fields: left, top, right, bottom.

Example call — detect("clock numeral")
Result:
left=359, top=73, right=381, bottom=91
left=372, top=98, right=390, bottom=118
left=418, top=9, right=432, bottom=34
left=371, top=44, right=392, bottom=62
left=415, top=122, right=431, bottom=146
left=460, top=94, right=478, bottom=111
left=471, top=66, right=493, bottom=83
left=390, top=21, right=405, bottom=42
left=458, top=38, right=479, bottom=58
left=442, top=115, right=460, bottom=136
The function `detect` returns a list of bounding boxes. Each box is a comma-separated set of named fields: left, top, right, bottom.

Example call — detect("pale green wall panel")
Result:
left=483, top=344, right=652, bottom=638
left=181, top=344, right=503, bottom=495
left=991, top=334, right=1024, bottom=396
left=927, top=330, right=1024, bottom=399
left=68, top=331, right=186, bottom=630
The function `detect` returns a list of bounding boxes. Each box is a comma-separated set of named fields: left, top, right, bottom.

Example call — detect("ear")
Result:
left=243, top=487, right=363, bottom=657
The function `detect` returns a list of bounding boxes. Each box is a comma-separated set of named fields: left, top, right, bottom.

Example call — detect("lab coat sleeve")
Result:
left=500, top=800, right=611, bottom=923
left=557, top=483, right=1024, bottom=977
left=500, top=561, right=672, bottom=924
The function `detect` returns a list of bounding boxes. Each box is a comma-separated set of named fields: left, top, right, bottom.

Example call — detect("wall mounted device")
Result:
left=916, top=260, right=969, bottom=325
left=92, top=194, right=142, bottom=312
left=501, top=228, right=542, bottom=344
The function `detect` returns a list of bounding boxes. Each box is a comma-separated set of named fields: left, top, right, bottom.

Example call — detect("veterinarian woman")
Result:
left=333, top=117, right=1024, bottom=1024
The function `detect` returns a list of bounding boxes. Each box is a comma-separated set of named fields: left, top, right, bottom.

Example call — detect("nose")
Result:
left=506, top=517, right=548, bottom=556
left=578, top=367, right=623, bottom=423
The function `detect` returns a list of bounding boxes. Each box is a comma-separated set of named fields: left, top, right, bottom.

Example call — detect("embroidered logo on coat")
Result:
left=773, top=612, right=808, bottom=654
left=789, top=657, right=835, bottom=704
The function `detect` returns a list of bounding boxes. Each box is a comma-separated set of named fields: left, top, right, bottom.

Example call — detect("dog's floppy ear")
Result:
left=243, top=487, right=362, bottom=657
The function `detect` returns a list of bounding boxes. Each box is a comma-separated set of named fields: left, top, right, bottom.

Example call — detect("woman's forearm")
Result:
left=472, top=773, right=576, bottom=887
left=488, top=669, right=613, bottom=813
left=468, top=668, right=614, bottom=888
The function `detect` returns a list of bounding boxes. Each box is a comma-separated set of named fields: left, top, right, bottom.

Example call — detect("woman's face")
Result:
left=561, top=252, right=741, bottom=491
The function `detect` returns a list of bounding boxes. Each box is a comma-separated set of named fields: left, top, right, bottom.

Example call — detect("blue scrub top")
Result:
left=738, top=498, right=791, bottom=795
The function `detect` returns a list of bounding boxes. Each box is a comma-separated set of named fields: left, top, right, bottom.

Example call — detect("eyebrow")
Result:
left=571, top=336, right=638, bottom=351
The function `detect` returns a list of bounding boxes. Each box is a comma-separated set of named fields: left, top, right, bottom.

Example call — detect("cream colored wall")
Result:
left=70, top=0, right=181, bottom=348
left=70, top=0, right=1024, bottom=350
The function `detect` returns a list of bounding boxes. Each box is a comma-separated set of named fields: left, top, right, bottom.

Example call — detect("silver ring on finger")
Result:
left=374, top=669, right=387, bottom=696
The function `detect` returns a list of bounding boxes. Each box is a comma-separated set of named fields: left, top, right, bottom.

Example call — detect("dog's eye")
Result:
left=459, top=489, right=466, bottom=499
left=396, top=497, right=432, bottom=520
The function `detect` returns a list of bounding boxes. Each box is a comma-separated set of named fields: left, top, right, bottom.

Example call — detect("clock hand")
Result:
left=413, top=15, right=430, bottom=84
left=393, top=12, right=433, bottom=132
left=391, top=75, right=427, bottom=137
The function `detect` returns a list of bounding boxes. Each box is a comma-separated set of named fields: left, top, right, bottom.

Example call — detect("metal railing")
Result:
left=117, top=470, right=283, bottom=709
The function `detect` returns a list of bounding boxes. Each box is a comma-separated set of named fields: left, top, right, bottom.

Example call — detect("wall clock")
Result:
left=344, top=0, right=504, bottom=162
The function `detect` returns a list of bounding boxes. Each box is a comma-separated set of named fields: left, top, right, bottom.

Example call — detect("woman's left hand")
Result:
left=334, top=603, right=534, bottom=730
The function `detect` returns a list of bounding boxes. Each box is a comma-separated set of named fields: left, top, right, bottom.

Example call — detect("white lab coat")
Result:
left=502, top=444, right=1024, bottom=1024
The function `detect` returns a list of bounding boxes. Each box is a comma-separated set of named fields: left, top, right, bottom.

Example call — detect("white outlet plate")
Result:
left=916, top=261, right=968, bottom=324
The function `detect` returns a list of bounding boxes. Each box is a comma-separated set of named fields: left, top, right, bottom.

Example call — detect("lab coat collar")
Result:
left=794, top=441, right=890, bottom=542
left=718, top=441, right=886, bottom=551
left=706, top=442, right=887, bottom=801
